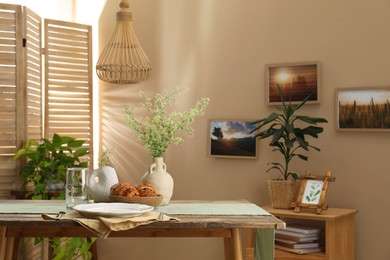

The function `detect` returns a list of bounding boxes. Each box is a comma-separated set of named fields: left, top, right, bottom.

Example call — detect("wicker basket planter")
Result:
left=267, top=179, right=302, bottom=209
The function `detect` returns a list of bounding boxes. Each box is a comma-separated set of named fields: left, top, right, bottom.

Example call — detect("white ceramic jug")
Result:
left=141, top=157, right=174, bottom=205
left=89, top=166, right=118, bottom=202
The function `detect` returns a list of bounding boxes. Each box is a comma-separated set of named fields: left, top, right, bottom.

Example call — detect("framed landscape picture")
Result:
left=336, top=87, right=390, bottom=132
left=208, top=119, right=258, bottom=159
left=265, top=61, right=320, bottom=105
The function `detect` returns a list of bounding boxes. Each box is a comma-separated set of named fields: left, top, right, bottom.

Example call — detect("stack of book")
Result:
left=275, top=224, right=324, bottom=254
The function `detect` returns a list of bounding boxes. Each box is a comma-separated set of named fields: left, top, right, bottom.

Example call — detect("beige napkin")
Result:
left=43, top=211, right=178, bottom=238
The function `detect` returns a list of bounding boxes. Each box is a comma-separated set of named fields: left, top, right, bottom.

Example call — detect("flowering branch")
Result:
left=122, top=87, right=210, bottom=158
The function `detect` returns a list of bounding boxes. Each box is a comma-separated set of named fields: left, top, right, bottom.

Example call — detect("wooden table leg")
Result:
left=0, top=226, right=6, bottom=260
left=11, top=237, right=19, bottom=260
left=232, top=228, right=243, bottom=260
left=0, top=226, right=16, bottom=260
left=224, top=237, right=232, bottom=260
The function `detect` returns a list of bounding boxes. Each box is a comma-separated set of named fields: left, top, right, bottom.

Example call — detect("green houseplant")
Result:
left=252, top=86, right=328, bottom=208
left=14, top=133, right=95, bottom=259
left=14, top=133, right=89, bottom=199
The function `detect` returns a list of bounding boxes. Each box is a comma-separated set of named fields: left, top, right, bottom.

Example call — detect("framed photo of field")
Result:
left=336, top=87, right=390, bottom=132
left=208, top=119, right=258, bottom=159
left=265, top=61, right=320, bottom=105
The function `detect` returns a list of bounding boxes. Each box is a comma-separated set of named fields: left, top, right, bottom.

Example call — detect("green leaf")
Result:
left=74, top=148, right=90, bottom=157
left=68, top=140, right=85, bottom=148
left=296, top=115, right=328, bottom=124
left=285, top=123, right=294, bottom=133
left=308, top=145, right=321, bottom=151
left=32, top=195, right=42, bottom=200
left=60, top=135, right=75, bottom=144
left=293, top=92, right=313, bottom=111
left=52, top=249, right=66, bottom=260
left=285, top=139, right=294, bottom=149
left=297, top=154, right=308, bottom=161
left=43, top=138, right=55, bottom=151
left=52, top=133, right=62, bottom=147
left=34, top=183, right=46, bottom=193
left=25, top=140, right=39, bottom=148
left=296, top=137, right=309, bottom=150
left=78, top=162, right=89, bottom=168
left=301, top=126, right=324, bottom=137
left=13, top=149, right=27, bottom=160
left=271, top=128, right=284, bottom=144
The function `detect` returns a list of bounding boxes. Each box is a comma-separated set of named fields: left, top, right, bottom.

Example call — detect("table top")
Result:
left=0, top=200, right=285, bottom=231
left=262, top=205, right=358, bottom=221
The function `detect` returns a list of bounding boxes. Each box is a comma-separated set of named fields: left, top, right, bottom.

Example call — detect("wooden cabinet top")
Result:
left=262, top=205, right=358, bottom=221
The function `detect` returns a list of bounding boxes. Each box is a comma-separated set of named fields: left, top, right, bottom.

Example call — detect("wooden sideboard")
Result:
left=246, top=206, right=358, bottom=260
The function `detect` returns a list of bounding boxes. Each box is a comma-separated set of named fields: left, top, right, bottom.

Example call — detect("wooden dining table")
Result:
left=0, top=199, right=284, bottom=260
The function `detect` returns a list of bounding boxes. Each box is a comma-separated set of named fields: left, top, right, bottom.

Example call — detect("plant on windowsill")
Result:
left=251, top=85, right=328, bottom=209
left=13, top=133, right=95, bottom=259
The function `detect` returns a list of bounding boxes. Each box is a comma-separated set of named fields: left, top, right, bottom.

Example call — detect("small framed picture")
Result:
left=294, top=171, right=335, bottom=214
left=301, top=179, right=324, bottom=205
left=265, top=61, right=320, bottom=105
left=208, top=119, right=258, bottom=159
left=336, top=86, right=390, bottom=132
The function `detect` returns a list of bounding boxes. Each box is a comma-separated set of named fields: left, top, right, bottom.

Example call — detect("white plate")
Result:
left=73, top=203, right=154, bottom=218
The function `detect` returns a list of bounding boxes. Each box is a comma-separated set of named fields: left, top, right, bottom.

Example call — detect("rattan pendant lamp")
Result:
left=96, top=0, right=152, bottom=84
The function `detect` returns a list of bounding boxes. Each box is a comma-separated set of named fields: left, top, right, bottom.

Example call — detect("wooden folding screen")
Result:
left=0, top=4, right=93, bottom=201
left=44, top=19, right=93, bottom=158
left=0, top=4, right=93, bottom=260
left=0, top=3, right=27, bottom=199
left=24, top=7, right=43, bottom=142
left=0, top=4, right=44, bottom=259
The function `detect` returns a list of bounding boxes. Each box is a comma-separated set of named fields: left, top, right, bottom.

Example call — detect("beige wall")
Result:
left=11, top=0, right=387, bottom=258
left=96, top=0, right=390, bottom=259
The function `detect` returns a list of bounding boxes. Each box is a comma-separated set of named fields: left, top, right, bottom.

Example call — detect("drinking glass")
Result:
left=66, top=168, right=89, bottom=209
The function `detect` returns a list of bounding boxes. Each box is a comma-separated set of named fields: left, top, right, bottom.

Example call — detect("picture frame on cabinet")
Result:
left=208, top=119, right=258, bottom=159
left=265, top=61, right=321, bottom=105
left=335, top=86, right=390, bottom=132
left=294, top=171, right=335, bottom=214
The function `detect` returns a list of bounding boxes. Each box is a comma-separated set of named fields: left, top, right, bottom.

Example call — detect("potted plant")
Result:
left=251, top=86, right=328, bottom=209
left=121, top=87, right=209, bottom=204
left=14, top=133, right=95, bottom=259
left=14, top=133, right=90, bottom=199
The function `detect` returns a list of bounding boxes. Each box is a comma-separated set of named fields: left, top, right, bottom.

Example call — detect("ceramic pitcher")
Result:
left=88, top=166, right=118, bottom=202
left=141, top=157, right=174, bottom=205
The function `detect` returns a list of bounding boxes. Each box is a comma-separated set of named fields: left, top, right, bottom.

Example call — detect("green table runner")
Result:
left=155, top=203, right=271, bottom=215
left=0, top=200, right=66, bottom=214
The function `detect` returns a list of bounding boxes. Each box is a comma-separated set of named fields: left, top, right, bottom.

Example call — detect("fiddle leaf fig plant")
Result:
left=251, top=86, right=328, bottom=180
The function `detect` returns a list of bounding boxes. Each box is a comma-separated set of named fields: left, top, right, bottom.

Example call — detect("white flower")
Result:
left=122, top=87, right=210, bottom=158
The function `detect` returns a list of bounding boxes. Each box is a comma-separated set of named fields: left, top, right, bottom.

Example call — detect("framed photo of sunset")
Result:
left=208, top=119, right=258, bottom=159
left=265, top=61, right=321, bottom=105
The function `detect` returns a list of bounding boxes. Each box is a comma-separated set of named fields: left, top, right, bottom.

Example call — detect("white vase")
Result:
left=141, top=157, right=174, bottom=205
left=89, top=166, right=119, bottom=202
